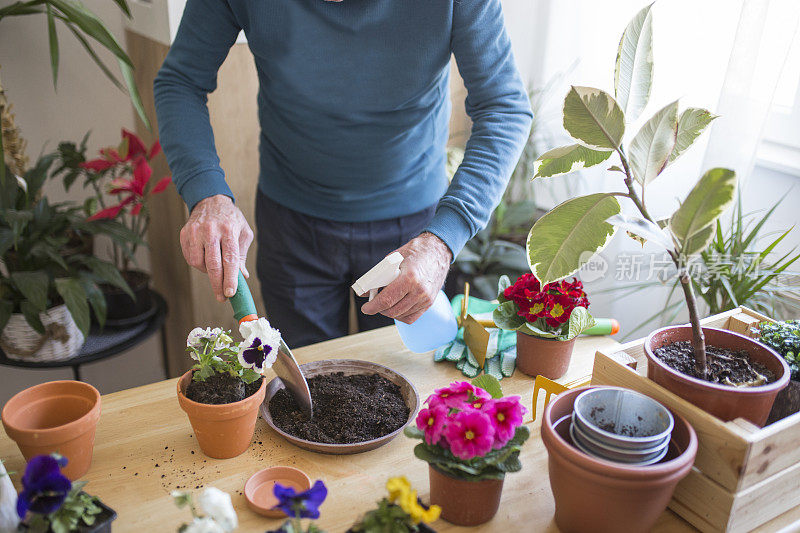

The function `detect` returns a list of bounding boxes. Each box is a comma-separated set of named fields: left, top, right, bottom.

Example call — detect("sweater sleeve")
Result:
left=424, top=0, right=533, bottom=258
left=153, top=0, right=241, bottom=212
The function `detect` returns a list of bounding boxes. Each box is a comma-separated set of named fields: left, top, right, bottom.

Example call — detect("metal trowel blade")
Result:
left=273, top=339, right=313, bottom=418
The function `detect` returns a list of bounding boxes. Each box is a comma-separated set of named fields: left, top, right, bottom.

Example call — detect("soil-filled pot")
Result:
left=644, top=326, right=790, bottom=426
left=428, top=465, right=504, bottom=526
left=177, top=371, right=266, bottom=459
left=0, top=304, right=84, bottom=362
left=102, top=270, right=152, bottom=322
left=18, top=495, right=116, bottom=533
left=542, top=386, right=697, bottom=533
left=2, top=381, right=101, bottom=480
left=515, top=332, right=575, bottom=379
left=767, top=380, right=800, bottom=425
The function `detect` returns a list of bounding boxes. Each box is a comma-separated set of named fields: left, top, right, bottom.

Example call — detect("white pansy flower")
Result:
left=187, top=327, right=210, bottom=348
left=197, top=487, right=237, bottom=532
left=182, top=516, right=226, bottom=533
left=238, top=318, right=281, bottom=374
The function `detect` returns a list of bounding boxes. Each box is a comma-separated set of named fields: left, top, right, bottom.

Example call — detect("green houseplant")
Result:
left=526, top=3, right=788, bottom=424
left=0, top=154, right=132, bottom=361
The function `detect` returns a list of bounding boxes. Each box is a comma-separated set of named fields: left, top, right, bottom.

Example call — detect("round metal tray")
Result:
left=260, top=359, right=419, bottom=454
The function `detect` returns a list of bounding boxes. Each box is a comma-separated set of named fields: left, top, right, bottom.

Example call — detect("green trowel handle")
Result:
left=229, top=270, right=258, bottom=322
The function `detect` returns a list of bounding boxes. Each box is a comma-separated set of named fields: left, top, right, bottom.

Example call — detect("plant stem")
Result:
left=615, top=147, right=708, bottom=375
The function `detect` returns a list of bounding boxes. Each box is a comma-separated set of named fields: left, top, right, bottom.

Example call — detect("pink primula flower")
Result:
left=415, top=404, right=447, bottom=446
left=444, top=410, right=495, bottom=460
left=485, top=396, right=526, bottom=448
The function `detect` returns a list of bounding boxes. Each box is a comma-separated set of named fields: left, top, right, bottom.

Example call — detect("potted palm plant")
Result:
left=526, top=3, right=788, bottom=425
left=0, top=155, right=133, bottom=361
left=403, top=377, right=529, bottom=526
left=53, top=130, right=171, bottom=322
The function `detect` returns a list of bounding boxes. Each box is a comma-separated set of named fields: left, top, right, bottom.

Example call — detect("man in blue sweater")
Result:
left=154, top=0, right=532, bottom=347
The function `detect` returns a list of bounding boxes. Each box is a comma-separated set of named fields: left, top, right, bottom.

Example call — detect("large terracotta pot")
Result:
left=515, top=332, right=575, bottom=379
left=542, top=386, right=697, bottom=533
left=644, top=326, right=789, bottom=426
left=2, top=381, right=101, bottom=480
left=428, top=464, right=504, bottom=526
left=177, top=371, right=266, bottom=459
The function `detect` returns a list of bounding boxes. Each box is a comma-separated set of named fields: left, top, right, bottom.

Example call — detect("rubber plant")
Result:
left=527, top=3, right=734, bottom=376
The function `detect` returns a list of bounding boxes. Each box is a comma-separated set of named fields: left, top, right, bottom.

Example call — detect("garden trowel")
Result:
left=229, top=271, right=313, bottom=418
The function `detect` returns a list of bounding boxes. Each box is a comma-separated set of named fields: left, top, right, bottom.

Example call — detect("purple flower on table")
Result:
left=16, top=454, right=72, bottom=519
left=272, top=480, right=327, bottom=519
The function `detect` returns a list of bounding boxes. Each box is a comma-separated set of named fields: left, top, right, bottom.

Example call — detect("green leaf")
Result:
left=562, top=86, right=625, bottom=151
left=563, top=306, right=595, bottom=340
left=527, top=193, right=621, bottom=285
left=614, top=3, right=654, bottom=121
left=63, top=22, right=126, bottom=92
left=10, top=271, right=49, bottom=312
left=111, top=0, right=132, bottom=18
left=497, top=274, right=511, bottom=296
left=20, top=301, right=45, bottom=334
left=472, top=374, right=503, bottom=399
left=77, top=256, right=133, bottom=299
left=629, top=100, right=679, bottom=184
left=492, top=300, right=525, bottom=331
left=55, top=277, right=90, bottom=337
left=518, top=322, right=559, bottom=338
left=533, top=144, right=612, bottom=178
left=78, top=272, right=106, bottom=329
left=0, top=299, right=13, bottom=332
left=404, top=425, right=424, bottom=440
left=680, top=224, right=715, bottom=256
left=670, top=168, right=737, bottom=253
left=46, top=4, right=60, bottom=87
left=49, top=0, right=132, bottom=67
left=669, top=108, right=718, bottom=163
left=119, top=59, right=151, bottom=130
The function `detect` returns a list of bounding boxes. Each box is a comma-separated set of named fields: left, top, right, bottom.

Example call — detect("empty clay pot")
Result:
left=244, top=466, right=311, bottom=517
left=428, top=464, right=504, bottom=526
left=541, top=386, right=697, bottom=533
left=2, top=380, right=101, bottom=480
left=644, top=326, right=789, bottom=426
left=177, top=371, right=266, bottom=459
left=515, top=332, right=575, bottom=379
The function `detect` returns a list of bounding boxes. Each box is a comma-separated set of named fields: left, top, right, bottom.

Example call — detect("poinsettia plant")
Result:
left=493, top=273, right=595, bottom=341
left=54, top=129, right=171, bottom=272
left=404, top=377, right=530, bottom=481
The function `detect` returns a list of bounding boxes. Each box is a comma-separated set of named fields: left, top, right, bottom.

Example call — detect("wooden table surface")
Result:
left=0, top=327, right=697, bottom=532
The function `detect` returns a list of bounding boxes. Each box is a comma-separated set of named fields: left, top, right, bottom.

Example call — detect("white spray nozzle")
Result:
left=352, top=252, right=404, bottom=301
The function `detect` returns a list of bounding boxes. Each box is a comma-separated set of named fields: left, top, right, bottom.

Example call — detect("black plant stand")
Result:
left=0, top=291, right=168, bottom=381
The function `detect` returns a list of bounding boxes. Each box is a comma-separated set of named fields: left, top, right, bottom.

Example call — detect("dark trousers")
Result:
left=255, top=191, right=436, bottom=348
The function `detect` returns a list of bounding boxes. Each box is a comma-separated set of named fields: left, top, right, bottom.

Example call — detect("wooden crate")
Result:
left=591, top=307, right=800, bottom=532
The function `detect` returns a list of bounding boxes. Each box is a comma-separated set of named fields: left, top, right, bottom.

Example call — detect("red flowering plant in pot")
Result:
left=54, top=130, right=171, bottom=322
left=403, top=376, right=530, bottom=526
left=493, top=273, right=594, bottom=379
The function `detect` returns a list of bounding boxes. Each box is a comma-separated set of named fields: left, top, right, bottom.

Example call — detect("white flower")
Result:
left=182, top=517, right=226, bottom=533
left=187, top=327, right=210, bottom=348
left=197, top=487, right=237, bottom=532
left=238, top=318, right=281, bottom=374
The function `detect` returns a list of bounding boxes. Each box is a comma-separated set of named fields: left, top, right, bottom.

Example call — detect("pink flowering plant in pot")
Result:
left=403, top=376, right=529, bottom=525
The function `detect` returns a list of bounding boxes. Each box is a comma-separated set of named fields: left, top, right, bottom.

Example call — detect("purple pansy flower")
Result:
left=16, top=454, right=72, bottom=519
left=238, top=336, right=273, bottom=372
left=272, top=480, right=327, bottom=519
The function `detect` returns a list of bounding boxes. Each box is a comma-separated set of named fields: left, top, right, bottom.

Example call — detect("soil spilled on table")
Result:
left=186, top=372, right=263, bottom=404
left=653, top=341, right=774, bottom=386
left=269, top=372, right=409, bottom=444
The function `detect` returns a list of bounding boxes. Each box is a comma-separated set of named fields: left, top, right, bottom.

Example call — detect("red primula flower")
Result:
left=504, top=274, right=590, bottom=330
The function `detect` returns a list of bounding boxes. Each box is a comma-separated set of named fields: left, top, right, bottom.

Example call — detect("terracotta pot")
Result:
left=644, top=326, right=790, bottom=426
left=767, top=380, right=800, bottom=425
left=2, top=381, right=101, bottom=480
left=177, top=371, right=266, bottom=459
left=428, top=464, right=504, bottom=526
left=542, top=386, right=697, bottom=533
left=515, top=332, right=575, bottom=379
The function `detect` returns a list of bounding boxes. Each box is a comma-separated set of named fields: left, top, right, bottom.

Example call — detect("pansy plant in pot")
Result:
left=404, top=376, right=529, bottom=526
left=349, top=476, right=440, bottom=533
left=493, top=273, right=594, bottom=379
left=177, top=318, right=280, bottom=459
left=54, top=129, right=171, bottom=321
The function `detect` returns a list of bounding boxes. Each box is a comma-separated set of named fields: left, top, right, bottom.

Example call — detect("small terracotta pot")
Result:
left=2, top=381, right=101, bottom=480
left=177, top=371, right=266, bottom=459
left=428, top=464, right=504, bottom=526
left=644, top=326, right=790, bottom=426
left=515, top=332, right=575, bottom=379
left=542, top=386, right=697, bottom=533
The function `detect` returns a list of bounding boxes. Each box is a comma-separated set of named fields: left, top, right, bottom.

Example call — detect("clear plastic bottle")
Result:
left=394, top=290, right=458, bottom=353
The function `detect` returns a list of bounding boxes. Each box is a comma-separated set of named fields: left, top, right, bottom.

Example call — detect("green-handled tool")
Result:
left=230, top=271, right=313, bottom=418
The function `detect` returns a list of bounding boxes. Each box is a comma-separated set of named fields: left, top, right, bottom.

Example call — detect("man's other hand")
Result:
left=179, top=195, right=254, bottom=302
left=360, top=232, right=452, bottom=324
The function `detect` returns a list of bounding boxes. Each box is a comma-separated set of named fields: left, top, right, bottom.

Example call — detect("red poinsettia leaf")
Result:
left=80, top=158, right=115, bottom=172
left=122, top=129, right=147, bottom=160
left=132, top=158, right=152, bottom=196
left=88, top=204, right=124, bottom=221
left=131, top=203, right=143, bottom=215
left=151, top=176, right=171, bottom=195
left=147, top=140, right=161, bottom=160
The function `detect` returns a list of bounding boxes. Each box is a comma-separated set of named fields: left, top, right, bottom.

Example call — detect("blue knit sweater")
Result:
left=154, top=0, right=532, bottom=256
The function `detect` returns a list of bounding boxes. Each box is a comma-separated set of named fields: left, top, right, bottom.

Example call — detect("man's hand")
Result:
left=179, top=195, right=254, bottom=302
left=360, top=232, right=452, bottom=324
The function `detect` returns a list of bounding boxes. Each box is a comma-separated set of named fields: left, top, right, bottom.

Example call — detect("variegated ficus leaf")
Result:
left=628, top=100, right=679, bottom=184
left=614, top=3, right=654, bottom=122
left=668, top=107, right=718, bottom=163
left=562, top=86, right=626, bottom=151
left=533, top=144, right=612, bottom=178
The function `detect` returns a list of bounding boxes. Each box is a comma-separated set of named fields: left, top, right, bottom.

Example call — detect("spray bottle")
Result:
left=352, top=252, right=458, bottom=353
